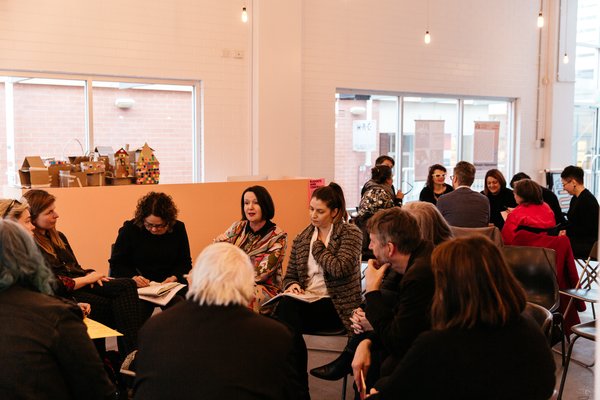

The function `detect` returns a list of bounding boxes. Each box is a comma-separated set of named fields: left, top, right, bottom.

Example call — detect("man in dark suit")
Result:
left=134, top=242, right=295, bottom=400
left=436, top=161, right=490, bottom=227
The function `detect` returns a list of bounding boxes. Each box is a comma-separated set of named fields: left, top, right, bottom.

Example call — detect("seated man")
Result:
left=133, top=242, right=295, bottom=400
left=350, top=208, right=435, bottom=394
left=561, top=165, right=599, bottom=258
left=437, top=161, right=490, bottom=227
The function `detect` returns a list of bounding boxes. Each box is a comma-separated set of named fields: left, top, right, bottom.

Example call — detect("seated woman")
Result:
left=370, top=236, right=555, bottom=399
left=0, top=219, right=116, bottom=400
left=110, top=192, right=192, bottom=318
left=272, top=182, right=362, bottom=398
left=501, top=179, right=555, bottom=245
left=0, top=198, right=35, bottom=233
left=23, top=189, right=142, bottom=358
left=357, top=165, right=397, bottom=258
left=482, top=169, right=517, bottom=229
left=418, top=164, right=453, bottom=205
left=402, top=201, right=453, bottom=246
left=214, top=185, right=287, bottom=313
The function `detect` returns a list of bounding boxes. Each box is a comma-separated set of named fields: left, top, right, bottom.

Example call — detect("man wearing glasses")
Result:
left=560, top=165, right=599, bottom=258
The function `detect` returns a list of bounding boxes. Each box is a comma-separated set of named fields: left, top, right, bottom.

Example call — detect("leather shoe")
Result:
left=309, top=351, right=352, bottom=381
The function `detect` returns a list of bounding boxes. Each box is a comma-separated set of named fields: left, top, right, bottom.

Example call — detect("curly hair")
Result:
left=133, top=192, right=179, bottom=230
left=425, top=164, right=447, bottom=189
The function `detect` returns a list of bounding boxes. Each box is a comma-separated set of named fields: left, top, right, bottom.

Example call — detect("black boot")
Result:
left=310, top=350, right=353, bottom=381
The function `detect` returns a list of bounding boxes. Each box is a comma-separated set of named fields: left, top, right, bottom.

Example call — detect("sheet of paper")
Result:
left=261, top=292, right=326, bottom=307
left=84, top=317, right=123, bottom=339
left=139, top=283, right=186, bottom=306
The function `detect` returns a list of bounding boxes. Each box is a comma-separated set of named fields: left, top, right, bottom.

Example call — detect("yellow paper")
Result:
left=84, top=317, right=123, bottom=339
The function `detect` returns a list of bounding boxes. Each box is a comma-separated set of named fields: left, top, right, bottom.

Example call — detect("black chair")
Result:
left=502, top=246, right=565, bottom=363
left=450, top=226, right=504, bottom=248
left=557, top=320, right=596, bottom=400
left=522, top=302, right=553, bottom=344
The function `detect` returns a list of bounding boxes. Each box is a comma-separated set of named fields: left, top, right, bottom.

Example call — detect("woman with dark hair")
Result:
left=371, top=237, right=555, bottom=399
left=23, top=189, right=142, bottom=358
left=110, top=192, right=192, bottom=287
left=358, top=165, right=396, bottom=217
left=419, top=164, right=453, bottom=205
left=481, top=169, right=517, bottom=229
left=214, top=185, right=287, bottom=313
left=272, top=182, right=362, bottom=398
left=501, top=179, right=555, bottom=245
left=0, top=219, right=117, bottom=399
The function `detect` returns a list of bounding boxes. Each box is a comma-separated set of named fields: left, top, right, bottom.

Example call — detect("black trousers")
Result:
left=272, top=297, right=345, bottom=400
left=74, top=278, right=142, bottom=356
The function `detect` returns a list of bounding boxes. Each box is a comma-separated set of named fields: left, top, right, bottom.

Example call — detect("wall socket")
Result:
left=222, top=49, right=244, bottom=59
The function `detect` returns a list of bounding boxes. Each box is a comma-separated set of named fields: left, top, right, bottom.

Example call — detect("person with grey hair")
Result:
left=402, top=201, right=453, bottom=246
left=133, top=242, right=295, bottom=400
left=0, top=219, right=116, bottom=400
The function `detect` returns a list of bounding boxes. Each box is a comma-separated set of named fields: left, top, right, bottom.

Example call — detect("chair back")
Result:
left=575, top=241, right=599, bottom=291
left=502, top=246, right=559, bottom=312
left=450, top=226, right=504, bottom=248
left=522, top=302, right=553, bottom=343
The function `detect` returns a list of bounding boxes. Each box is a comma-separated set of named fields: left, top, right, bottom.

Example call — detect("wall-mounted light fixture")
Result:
left=241, top=6, right=248, bottom=23
left=424, top=0, right=431, bottom=44
left=115, top=98, right=135, bottom=109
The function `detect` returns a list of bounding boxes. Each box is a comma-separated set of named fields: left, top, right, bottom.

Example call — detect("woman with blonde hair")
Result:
left=0, top=198, right=35, bottom=233
left=402, top=201, right=453, bottom=246
left=370, top=236, right=555, bottom=399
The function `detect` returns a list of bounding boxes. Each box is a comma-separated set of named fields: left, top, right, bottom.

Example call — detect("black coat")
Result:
left=134, top=301, right=295, bottom=400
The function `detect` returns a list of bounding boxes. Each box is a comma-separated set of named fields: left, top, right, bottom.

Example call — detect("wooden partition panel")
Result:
left=15, top=180, right=312, bottom=275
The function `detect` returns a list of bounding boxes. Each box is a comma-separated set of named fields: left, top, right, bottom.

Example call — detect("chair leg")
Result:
left=341, top=374, right=347, bottom=400
left=557, top=335, right=580, bottom=400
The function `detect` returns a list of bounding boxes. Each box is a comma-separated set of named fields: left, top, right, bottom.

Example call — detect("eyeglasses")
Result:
left=450, top=175, right=455, bottom=180
left=143, top=221, right=168, bottom=230
left=432, top=174, right=446, bottom=178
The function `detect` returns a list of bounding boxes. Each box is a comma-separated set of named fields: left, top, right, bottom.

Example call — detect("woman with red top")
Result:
left=501, top=179, right=555, bottom=245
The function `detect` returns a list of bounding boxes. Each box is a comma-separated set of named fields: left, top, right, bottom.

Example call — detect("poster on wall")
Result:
left=473, top=121, right=500, bottom=172
left=308, top=178, right=325, bottom=204
left=352, top=120, right=377, bottom=152
left=415, top=120, right=445, bottom=181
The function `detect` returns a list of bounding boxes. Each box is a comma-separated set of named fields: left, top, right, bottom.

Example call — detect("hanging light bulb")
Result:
left=537, top=12, right=544, bottom=28
left=563, top=53, right=569, bottom=64
left=241, top=6, right=248, bottom=23
left=424, top=30, right=431, bottom=44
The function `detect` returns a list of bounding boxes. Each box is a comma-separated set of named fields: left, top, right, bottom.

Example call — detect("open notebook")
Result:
left=137, top=281, right=186, bottom=306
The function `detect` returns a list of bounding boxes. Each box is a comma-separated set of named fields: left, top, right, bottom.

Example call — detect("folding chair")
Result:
left=557, top=320, right=596, bottom=400
left=561, top=242, right=598, bottom=320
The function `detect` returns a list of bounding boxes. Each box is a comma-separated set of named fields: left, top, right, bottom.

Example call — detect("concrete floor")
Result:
left=305, top=312, right=596, bottom=400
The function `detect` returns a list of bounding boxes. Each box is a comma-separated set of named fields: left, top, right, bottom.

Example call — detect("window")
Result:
left=0, top=73, right=201, bottom=187
left=335, top=91, right=515, bottom=208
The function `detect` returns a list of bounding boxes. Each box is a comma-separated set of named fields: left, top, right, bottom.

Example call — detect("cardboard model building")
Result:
left=135, top=143, right=160, bottom=184
left=114, top=148, right=133, bottom=178
left=19, top=156, right=50, bottom=188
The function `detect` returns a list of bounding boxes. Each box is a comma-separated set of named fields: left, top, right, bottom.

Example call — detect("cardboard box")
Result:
left=48, top=164, right=72, bottom=187
left=86, top=172, right=105, bottom=187
left=19, top=156, right=50, bottom=188
left=59, top=171, right=87, bottom=188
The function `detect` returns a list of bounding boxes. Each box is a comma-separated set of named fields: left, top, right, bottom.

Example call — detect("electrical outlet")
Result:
left=233, top=49, right=244, bottom=59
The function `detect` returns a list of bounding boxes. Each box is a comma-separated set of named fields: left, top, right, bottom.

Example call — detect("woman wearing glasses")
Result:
left=23, top=189, right=142, bottom=358
left=0, top=198, right=35, bottom=233
left=419, top=164, right=454, bottom=205
left=110, top=192, right=192, bottom=289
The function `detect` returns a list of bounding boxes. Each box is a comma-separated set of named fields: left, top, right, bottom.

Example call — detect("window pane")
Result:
left=92, top=81, right=195, bottom=184
left=401, top=97, right=458, bottom=202
left=335, top=93, right=399, bottom=209
left=6, top=77, right=87, bottom=187
left=463, top=99, right=511, bottom=192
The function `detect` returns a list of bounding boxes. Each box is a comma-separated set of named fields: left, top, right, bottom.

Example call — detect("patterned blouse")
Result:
left=215, top=220, right=287, bottom=313
left=358, top=184, right=395, bottom=218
